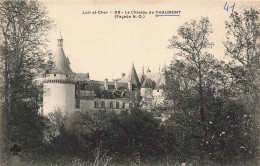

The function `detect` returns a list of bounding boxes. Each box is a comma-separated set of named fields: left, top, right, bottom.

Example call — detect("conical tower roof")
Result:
left=140, top=74, right=146, bottom=85
left=155, top=75, right=166, bottom=89
left=66, top=56, right=71, bottom=65
left=129, top=63, right=141, bottom=89
left=141, top=77, right=154, bottom=89
left=50, top=38, right=73, bottom=75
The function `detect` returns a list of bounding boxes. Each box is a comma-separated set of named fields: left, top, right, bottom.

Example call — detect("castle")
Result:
left=38, top=37, right=166, bottom=115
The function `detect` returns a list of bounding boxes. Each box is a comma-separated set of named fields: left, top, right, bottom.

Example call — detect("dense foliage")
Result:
left=43, top=109, right=168, bottom=165
left=0, top=0, right=53, bottom=163
left=164, top=11, right=259, bottom=166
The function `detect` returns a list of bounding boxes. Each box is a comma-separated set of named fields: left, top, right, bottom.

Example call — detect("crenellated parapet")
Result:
left=41, top=73, right=76, bottom=84
left=43, top=78, right=75, bottom=84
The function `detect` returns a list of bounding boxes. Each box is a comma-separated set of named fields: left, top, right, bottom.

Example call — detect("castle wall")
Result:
left=80, top=100, right=94, bottom=111
left=80, top=98, right=133, bottom=114
left=141, top=88, right=153, bottom=98
left=43, top=83, right=75, bottom=115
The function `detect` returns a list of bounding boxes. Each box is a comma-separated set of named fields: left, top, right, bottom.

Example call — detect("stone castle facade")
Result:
left=38, top=37, right=166, bottom=115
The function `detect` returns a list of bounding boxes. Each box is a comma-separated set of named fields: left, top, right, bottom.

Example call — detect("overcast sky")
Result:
left=42, top=1, right=257, bottom=81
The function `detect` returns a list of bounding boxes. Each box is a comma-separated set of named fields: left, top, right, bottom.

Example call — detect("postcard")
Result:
left=0, top=0, right=259, bottom=165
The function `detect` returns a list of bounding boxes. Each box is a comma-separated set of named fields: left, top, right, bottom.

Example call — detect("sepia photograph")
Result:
left=0, top=0, right=260, bottom=165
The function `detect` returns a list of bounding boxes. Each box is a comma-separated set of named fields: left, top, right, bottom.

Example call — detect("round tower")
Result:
left=42, top=37, right=75, bottom=115
left=153, top=73, right=166, bottom=105
left=140, top=77, right=154, bottom=98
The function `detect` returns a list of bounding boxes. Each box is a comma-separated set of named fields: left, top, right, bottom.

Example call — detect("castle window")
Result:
left=116, top=102, right=119, bottom=109
left=129, top=103, right=133, bottom=108
left=110, top=102, right=113, bottom=108
left=66, top=74, right=68, bottom=77
left=54, top=74, right=56, bottom=77
left=157, top=90, right=159, bottom=92
left=122, top=103, right=125, bottom=109
left=101, top=102, right=105, bottom=108
left=94, top=101, right=98, bottom=108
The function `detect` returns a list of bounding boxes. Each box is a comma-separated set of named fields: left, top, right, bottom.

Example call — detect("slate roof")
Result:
left=155, top=75, right=166, bottom=89
left=116, top=82, right=128, bottom=90
left=119, top=64, right=141, bottom=89
left=75, top=73, right=90, bottom=81
left=120, top=75, right=129, bottom=82
left=129, top=64, right=141, bottom=89
left=138, top=73, right=146, bottom=85
left=141, top=77, right=155, bottom=89
left=51, top=38, right=74, bottom=75
left=76, top=79, right=129, bottom=99
left=139, top=72, right=161, bottom=83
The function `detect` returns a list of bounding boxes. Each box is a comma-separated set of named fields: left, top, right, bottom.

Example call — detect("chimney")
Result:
left=146, top=66, right=151, bottom=73
left=128, top=81, right=132, bottom=91
left=104, top=78, right=108, bottom=90
left=114, top=80, right=118, bottom=90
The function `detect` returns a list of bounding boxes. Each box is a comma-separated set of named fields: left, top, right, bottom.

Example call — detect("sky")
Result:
left=41, top=1, right=257, bottom=81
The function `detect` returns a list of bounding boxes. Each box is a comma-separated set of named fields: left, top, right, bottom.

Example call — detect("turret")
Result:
left=140, top=77, right=154, bottom=99
left=153, top=71, right=166, bottom=105
left=42, top=37, right=75, bottom=115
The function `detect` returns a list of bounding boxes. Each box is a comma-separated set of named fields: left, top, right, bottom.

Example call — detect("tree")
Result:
left=0, top=0, right=53, bottom=111
left=223, top=9, right=260, bottom=96
left=223, top=8, right=260, bottom=109
left=165, top=13, right=259, bottom=165
left=164, top=59, right=258, bottom=164
left=0, top=0, right=53, bottom=156
left=167, top=17, right=215, bottom=163
left=223, top=8, right=260, bottom=164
